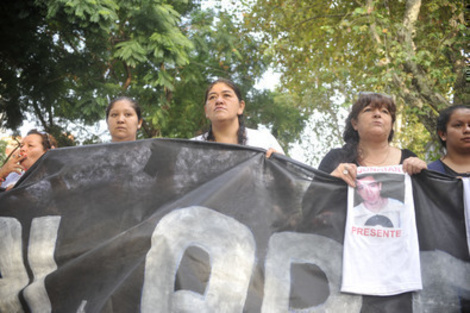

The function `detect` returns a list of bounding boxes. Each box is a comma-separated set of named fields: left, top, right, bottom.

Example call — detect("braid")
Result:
left=342, top=115, right=360, bottom=163
left=206, top=124, right=215, bottom=142
left=342, top=142, right=359, bottom=164
left=237, top=114, right=247, bottom=145
left=204, top=119, right=246, bottom=144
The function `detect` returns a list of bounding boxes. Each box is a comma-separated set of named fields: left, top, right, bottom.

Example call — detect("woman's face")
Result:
left=107, top=99, right=142, bottom=142
left=352, top=104, right=393, bottom=141
left=19, top=134, right=47, bottom=170
left=204, top=83, right=245, bottom=124
left=440, top=108, right=470, bottom=152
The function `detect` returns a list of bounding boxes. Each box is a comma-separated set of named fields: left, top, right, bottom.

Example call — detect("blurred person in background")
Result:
left=0, top=129, right=57, bottom=191
left=428, top=105, right=470, bottom=177
left=106, top=96, right=143, bottom=142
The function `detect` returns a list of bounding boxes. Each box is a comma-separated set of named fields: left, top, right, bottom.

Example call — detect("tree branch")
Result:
left=290, top=14, right=348, bottom=30
left=395, top=0, right=450, bottom=117
left=366, top=0, right=382, bottom=45
left=32, top=100, right=48, bottom=130
left=141, top=120, right=158, bottom=138
left=123, top=63, right=132, bottom=90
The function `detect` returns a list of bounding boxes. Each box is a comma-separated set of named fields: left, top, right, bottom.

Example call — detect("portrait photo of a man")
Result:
left=353, top=174, right=405, bottom=228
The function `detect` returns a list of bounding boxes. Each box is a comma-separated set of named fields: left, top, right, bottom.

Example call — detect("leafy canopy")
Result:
left=0, top=0, right=307, bottom=154
left=243, top=0, right=468, bottom=162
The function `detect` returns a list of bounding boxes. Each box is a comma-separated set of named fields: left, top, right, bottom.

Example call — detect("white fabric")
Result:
left=1, top=172, right=22, bottom=189
left=341, top=166, right=422, bottom=296
left=353, top=198, right=403, bottom=228
left=192, top=128, right=285, bottom=154
left=461, top=178, right=470, bottom=255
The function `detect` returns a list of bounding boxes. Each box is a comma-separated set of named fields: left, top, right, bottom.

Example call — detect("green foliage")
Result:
left=114, top=41, right=148, bottom=67
left=0, top=0, right=305, bottom=152
left=162, top=8, right=304, bottom=149
left=0, top=140, right=8, bottom=165
left=0, top=0, right=194, bottom=142
left=244, top=0, right=468, bottom=158
left=394, top=111, right=434, bottom=161
left=246, top=90, right=308, bottom=154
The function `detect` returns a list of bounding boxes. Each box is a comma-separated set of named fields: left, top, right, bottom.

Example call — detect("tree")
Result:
left=244, top=0, right=469, bottom=160
left=0, top=0, right=307, bottom=154
left=0, top=140, right=8, bottom=164
left=0, top=0, right=194, bottom=144
left=167, top=9, right=308, bottom=151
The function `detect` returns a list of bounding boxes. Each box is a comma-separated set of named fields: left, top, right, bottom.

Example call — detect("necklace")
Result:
left=359, top=146, right=391, bottom=166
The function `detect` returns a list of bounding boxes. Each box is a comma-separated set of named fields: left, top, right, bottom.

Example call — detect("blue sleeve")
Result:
left=427, top=160, right=446, bottom=174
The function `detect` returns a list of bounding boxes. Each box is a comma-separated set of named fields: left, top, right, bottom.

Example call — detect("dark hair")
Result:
left=342, top=93, right=397, bottom=162
left=436, top=105, right=470, bottom=148
left=26, top=129, right=57, bottom=150
left=106, top=96, right=142, bottom=121
left=203, top=78, right=247, bottom=145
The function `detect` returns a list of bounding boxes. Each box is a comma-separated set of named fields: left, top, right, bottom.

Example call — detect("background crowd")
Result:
left=1, top=79, right=469, bottom=191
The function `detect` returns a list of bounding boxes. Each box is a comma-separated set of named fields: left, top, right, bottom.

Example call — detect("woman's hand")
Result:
left=0, top=153, right=26, bottom=180
left=266, top=148, right=280, bottom=158
left=331, top=163, right=358, bottom=187
left=402, top=157, right=427, bottom=175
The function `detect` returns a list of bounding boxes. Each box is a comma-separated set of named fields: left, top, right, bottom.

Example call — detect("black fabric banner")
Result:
left=0, top=138, right=469, bottom=313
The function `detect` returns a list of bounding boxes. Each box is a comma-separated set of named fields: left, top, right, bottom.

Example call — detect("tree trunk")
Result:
left=393, top=0, right=451, bottom=134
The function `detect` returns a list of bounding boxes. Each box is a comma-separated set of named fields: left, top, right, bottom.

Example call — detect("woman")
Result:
left=318, top=92, right=426, bottom=187
left=106, top=96, right=143, bottom=142
left=428, top=105, right=470, bottom=176
left=193, top=78, right=284, bottom=157
left=0, top=129, right=57, bottom=190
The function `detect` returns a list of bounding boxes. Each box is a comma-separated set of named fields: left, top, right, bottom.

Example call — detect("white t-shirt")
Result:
left=1, top=172, right=22, bottom=189
left=192, top=128, right=285, bottom=154
left=461, top=178, right=470, bottom=255
left=353, top=198, right=403, bottom=228
left=342, top=169, right=422, bottom=296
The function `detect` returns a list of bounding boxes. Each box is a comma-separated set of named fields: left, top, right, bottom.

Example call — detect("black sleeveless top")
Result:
left=318, top=148, right=416, bottom=173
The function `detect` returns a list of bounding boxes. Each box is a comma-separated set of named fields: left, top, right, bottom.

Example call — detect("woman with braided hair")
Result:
left=193, top=78, right=284, bottom=157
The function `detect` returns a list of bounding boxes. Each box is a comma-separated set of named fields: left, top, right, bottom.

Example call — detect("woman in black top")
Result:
left=319, top=92, right=426, bottom=187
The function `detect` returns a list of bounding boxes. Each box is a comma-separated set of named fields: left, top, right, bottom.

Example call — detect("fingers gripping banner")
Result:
left=0, top=139, right=469, bottom=313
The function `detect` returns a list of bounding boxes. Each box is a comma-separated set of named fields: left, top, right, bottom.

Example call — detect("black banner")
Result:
left=0, top=138, right=469, bottom=312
